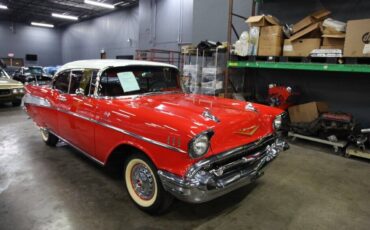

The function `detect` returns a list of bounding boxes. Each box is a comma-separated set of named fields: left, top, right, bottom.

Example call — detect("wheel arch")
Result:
left=104, top=142, right=157, bottom=172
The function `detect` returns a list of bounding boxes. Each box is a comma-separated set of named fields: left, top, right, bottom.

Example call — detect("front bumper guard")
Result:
left=158, top=137, right=289, bottom=203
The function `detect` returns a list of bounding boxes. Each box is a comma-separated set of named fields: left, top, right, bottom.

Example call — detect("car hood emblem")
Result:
left=235, top=125, right=259, bottom=136
left=202, top=109, right=220, bottom=123
left=245, top=102, right=258, bottom=113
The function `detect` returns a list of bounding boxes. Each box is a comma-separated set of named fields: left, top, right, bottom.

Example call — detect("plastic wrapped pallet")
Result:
left=183, top=64, right=201, bottom=94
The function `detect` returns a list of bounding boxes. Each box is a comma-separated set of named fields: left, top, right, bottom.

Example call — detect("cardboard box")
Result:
left=288, top=102, right=329, bottom=123
left=321, top=27, right=346, bottom=36
left=246, top=15, right=280, bottom=27
left=322, top=36, right=345, bottom=50
left=289, top=23, right=321, bottom=41
left=344, top=19, right=370, bottom=57
left=258, top=26, right=283, bottom=56
left=292, top=9, right=331, bottom=33
left=283, top=39, right=321, bottom=56
left=320, top=46, right=342, bottom=50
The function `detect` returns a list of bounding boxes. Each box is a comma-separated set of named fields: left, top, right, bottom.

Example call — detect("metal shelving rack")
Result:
left=225, top=0, right=370, bottom=96
left=228, top=61, right=370, bottom=73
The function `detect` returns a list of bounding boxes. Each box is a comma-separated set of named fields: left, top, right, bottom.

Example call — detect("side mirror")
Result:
left=75, top=88, right=85, bottom=96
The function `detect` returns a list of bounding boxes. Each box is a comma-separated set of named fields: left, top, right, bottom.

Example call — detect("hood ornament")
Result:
left=245, top=102, right=258, bottom=113
left=202, top=109, right=220, bottom=123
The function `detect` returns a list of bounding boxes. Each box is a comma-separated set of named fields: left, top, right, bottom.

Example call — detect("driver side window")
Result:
left=54, top=71, right=70, bottom=93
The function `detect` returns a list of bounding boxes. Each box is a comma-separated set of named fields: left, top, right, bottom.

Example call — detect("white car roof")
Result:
left=57, top=59, right=177, bottom=73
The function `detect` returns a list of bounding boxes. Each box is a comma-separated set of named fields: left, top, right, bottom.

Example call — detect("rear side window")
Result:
left=69, top=70, right=83, bottom=94
left=54, top=71, right=70, bottom=93
left=69, top=69, right=99, bottom=96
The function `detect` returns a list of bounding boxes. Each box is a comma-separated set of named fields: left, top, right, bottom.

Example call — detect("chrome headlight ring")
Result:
left=273, top=112, right=287, bottom=131
left=188, top=130, right=214, bottom=159
left=12, top=88, right=24, bottom=94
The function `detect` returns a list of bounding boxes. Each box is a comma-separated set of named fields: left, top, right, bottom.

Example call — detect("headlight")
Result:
left=273, top=113, right=285, bottom=130
left=188, top=131, right=214, bottom=159
left=12, top=88, right=24, bottom=94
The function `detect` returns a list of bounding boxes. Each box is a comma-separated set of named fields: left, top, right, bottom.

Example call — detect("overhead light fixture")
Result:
left=52, top=13, right=78, bottom=21
left=114, top=1, right=129, bottom=6
left=0, top=4, right=8, bottom=10
left=31, top=22, right=54, bottom=28
left=84, top=0, right=115, bottom=9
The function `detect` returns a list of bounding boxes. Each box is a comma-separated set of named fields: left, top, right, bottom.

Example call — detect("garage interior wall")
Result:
left=0, top=21, right=62, bottom=66
left=61, top=6, right=139, bottom=63
left=192, top=0, right=253, bottom=44
left=138, top=0, right=193, bottom=50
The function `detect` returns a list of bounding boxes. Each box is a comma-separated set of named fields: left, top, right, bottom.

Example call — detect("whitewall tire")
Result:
left=40, top=128, right=59, bottom=146
left=124, top=154, right=173, bottom=214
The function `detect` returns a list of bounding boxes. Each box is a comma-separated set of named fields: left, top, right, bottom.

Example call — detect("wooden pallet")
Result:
left=288, top=132, right=347, bottom=153
left=345, top=146, right=370, bottom=159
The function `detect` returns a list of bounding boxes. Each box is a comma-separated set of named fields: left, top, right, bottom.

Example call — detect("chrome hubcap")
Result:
left=130, top=163, right=155, bottom=200
left=41, top=128, right=49, bottom=140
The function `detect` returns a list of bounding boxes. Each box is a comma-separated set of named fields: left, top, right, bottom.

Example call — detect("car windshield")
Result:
left=25, top=67, right=44, bottom=75
left=98, top=66, right=181, bottom=97
left=0, top=69, right=9, bottom=79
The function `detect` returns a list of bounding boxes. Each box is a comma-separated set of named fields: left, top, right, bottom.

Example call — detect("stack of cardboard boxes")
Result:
left=243, top=9, right=370, bottom=58
left=246, top=15, right=283, bottom=56
left=283, top=9, right=330, bottom=57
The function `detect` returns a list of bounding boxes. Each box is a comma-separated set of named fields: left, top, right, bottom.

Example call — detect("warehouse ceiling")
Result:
left=0, top=0, right=138, bottom=27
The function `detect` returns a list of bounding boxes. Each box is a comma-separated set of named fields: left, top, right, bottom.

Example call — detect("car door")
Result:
left=69, top=69, right=98, bottom=156
left=51, top=70, right=71, bottom=135
left=65, top=69, right=98, bottom=156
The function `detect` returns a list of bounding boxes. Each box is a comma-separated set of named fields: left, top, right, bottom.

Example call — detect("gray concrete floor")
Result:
left=0, top=105, right=369, bottom=230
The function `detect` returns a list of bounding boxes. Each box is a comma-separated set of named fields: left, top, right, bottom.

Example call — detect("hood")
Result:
left=0, top=77, right=23, bottom=89
left=113, top=93, right=283, bottom=157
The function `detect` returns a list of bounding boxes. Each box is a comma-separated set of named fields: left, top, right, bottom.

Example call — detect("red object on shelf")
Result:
left=268, top=84, right=300, bottom=110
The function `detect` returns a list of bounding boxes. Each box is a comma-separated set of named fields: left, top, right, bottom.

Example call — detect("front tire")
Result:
left=12, top=100, right=21, bottom=107
left=40, top=128, right=59, bottom=146
left=124, top=154, right=173, bottom=215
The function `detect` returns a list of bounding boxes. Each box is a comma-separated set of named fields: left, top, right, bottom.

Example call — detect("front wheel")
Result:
left=12, top=100, right=21, bottom=107
left=124, top=154, right=173, bottom=215
left=40, top=128, right=59, bottom=146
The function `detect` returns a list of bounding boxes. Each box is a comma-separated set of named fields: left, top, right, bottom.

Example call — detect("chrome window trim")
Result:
left=24, top=96, right=187, bottom=154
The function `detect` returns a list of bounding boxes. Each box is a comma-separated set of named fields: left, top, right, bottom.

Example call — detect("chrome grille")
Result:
left=0, top=89, right=11, bottom=96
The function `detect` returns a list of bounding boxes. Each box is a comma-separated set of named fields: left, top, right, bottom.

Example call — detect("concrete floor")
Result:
left=0, top=105, right=369, bottom=230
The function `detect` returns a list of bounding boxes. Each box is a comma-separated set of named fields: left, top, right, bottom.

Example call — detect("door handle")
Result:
left=57, top=95, right=67, bottom=102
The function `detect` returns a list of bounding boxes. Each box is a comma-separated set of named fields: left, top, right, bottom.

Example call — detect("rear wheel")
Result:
left=40, top=128, right=59, bottom=146
left=124, top=153, right=173, bottom=215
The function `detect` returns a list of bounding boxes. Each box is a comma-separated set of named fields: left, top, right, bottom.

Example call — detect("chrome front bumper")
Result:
left=158, top=136, right=289, bottom=203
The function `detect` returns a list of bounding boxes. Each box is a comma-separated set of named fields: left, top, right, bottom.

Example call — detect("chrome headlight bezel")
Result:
left=273, top=113, right=286, bottom=130
left=188, top=130, right=214, bottom=159
left=12, top=88, right=24, bottom=94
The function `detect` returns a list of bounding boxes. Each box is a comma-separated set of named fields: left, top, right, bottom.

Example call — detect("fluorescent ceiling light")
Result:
left=52, top=13, right=78, bottom=21
left=0, top=4, right=8, bottom=10
left=84, top=0, right=115, bottom=9
left=31, top=22, right=54, bottom=28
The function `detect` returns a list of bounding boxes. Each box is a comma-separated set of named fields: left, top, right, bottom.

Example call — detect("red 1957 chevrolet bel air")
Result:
left=23, top=59, right=288, bottom=214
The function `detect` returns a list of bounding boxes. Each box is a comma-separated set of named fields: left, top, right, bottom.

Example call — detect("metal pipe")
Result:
left=225, top=0, right=234, bottom=97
